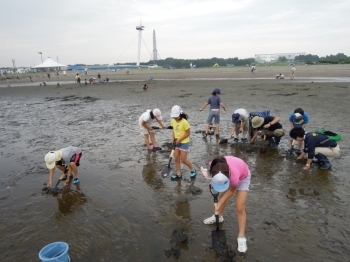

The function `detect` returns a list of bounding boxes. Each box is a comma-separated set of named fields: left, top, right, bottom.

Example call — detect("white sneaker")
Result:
left=237, top=237, right=247, bottom=253
left=203, top=214, right=224, bottom=224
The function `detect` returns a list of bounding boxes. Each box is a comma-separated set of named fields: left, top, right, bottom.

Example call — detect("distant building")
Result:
left=255, top=53, right=306, bottom=63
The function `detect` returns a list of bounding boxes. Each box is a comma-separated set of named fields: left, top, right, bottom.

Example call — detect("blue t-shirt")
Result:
left=207, top=96, right=221, bottom=110
left=289, top=112, right=309, bottom=128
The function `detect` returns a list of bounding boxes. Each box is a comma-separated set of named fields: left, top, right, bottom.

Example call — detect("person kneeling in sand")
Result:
left=143, top=84, right=148, bottom=91
left=290, top=128, right=340, bottom=170
left=231, top=108, right=250, bottom=142
left=44, top=146, right=82, bottom=187
left=250, top=115, right=285, bottom=149
left=202, top=156, right=251, bottom=253
left=275, top=73, right=285, bottom=79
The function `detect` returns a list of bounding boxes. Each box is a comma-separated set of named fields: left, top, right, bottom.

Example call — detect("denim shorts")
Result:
left=236, top=170, right=251, bottom=191
left=176, top=142, right=190, bottom=152
left=206, top=110, right=220, bottom=124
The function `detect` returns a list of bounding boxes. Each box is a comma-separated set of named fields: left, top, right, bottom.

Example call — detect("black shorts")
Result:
left=56, top=153, right=82, bottom=167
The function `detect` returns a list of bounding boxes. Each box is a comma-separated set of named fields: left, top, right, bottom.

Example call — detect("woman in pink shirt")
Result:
left=202, top=156, right=251, bottom=253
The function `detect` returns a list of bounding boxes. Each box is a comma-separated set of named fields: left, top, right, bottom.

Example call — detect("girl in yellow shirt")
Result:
left=170, top=105, right=196, bottom=179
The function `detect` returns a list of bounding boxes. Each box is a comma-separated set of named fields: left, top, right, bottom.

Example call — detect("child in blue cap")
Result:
left=199, top=88, right=226, bottom=139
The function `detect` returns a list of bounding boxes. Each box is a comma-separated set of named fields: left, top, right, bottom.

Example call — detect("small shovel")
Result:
left=161, top=143, right=176, bottom=178
left=286, top=140, right=295, bottom=158
left=259, top=135, right=267, bottom=153
left=210, top=185, right=227, bottom=252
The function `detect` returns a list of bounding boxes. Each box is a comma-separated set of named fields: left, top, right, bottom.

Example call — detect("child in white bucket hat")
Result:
left=45, top=146, right=82, bottom=187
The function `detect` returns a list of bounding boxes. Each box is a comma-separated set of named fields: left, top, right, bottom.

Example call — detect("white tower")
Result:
left=152, top=30, right=159, bottom=61
left=136, top=22, right=144, bottom=67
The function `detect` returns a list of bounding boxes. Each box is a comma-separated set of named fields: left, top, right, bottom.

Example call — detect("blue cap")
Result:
left=232, top=113, right=240, bottom=123
left=213, top=88, right=221, bottom=94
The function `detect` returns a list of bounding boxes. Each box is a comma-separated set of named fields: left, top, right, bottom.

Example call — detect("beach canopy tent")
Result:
left=31, top=58, right=67, bottom=69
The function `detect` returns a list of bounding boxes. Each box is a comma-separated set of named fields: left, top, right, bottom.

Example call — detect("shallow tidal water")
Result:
left=0, top=78, right=350, bottom=262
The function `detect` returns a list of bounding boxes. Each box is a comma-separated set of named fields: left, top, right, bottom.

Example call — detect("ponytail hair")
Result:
left=209, top=156, right=229, bottom=177
left=179, top=112, right=189, bottom=120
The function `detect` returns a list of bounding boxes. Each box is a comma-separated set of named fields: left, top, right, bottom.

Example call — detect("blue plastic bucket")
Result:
left=39, top=242, right=70, bottom=262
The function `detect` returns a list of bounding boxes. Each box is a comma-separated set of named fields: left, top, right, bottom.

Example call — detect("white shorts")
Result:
left=315, top=145, right=340, bottom=158
left=139, top=123, right=154, bottom=135
left=236, top=170, right=251, bottom=191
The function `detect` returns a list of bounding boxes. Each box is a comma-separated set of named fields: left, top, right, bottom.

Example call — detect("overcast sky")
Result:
left=1, top=0, right=349, bottom=67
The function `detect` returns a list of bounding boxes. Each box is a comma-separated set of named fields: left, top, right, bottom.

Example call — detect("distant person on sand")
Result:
left=143, top=84, right=148, bottom=91
left=251, top=64, right=256, bottom=74
left=29, top=76, right=34, bottom=82
left=47, top=73, right=51, bottom=79
left=6, top=77, right=10, bottom=88
left=77, top=74, right=81, bottom=86
left=97, top=73, right=101, bottom=82
left=138, top=108, right=165, bottom=151
left=63, top=71, right=66, bottom=76
left=44, top=146, right=82, bottom=187
left=199, top=88, right=226, bottom=139
left=290, top=65, right=296, bottom=79
left=275, top=73, right=284, bottom=79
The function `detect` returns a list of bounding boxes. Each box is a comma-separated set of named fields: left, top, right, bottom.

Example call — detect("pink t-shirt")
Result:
left=224, top=156, right=249, bottom=187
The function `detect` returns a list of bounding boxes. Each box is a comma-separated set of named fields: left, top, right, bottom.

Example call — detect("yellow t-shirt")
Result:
left=171, top=118, right=190, bottom=143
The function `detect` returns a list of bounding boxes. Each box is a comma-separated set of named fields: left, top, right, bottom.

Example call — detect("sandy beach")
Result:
left=0, top=64, right=350, bottom=261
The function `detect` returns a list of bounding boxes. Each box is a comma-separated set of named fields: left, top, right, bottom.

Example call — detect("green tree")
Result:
left=278, top=56, right=287, bottom=62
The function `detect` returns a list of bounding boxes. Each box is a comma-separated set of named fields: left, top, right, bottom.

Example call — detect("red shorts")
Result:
left=56, top=153, right=82, bottom=167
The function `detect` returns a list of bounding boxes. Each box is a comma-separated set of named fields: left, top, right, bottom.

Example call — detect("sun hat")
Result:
left=152, top=108, right=162, bottom=120
left=251, top=116, right=264, bottom=128
left=294, top=113, right=303, bottom=123
left=170, top=105, right=183, bottom=118
left=211, top=172, right=230, bottom=192
left=212, top=88, right=221, bottom=94
left=232, top=113, right=240, bottom=123
left=44, top=150, right=62, bottom=169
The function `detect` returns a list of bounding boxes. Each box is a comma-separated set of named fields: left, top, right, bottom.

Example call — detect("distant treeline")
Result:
left=140, top=57, right=255, bottom=68
left=295, top=53, right=350, bottom=64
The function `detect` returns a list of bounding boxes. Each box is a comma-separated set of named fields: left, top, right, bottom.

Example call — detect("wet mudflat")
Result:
left=0, top=66, right=350, bottom=261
